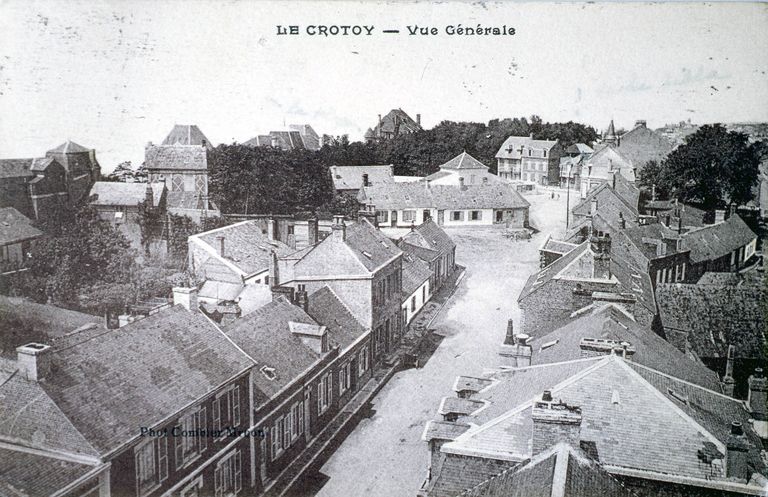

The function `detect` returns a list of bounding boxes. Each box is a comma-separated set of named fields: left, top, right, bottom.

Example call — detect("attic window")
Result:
left=541, top=339, right=559, bottom=350
left=260, top=366, right=277, bottom=381
left=667, top=388, right=689, bottom=405
left=380, top=241, right=388, bottom=248
left=362, top=251, right=372, bottom=259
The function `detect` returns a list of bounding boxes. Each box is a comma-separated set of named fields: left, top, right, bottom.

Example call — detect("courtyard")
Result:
left=312, top=191, right=571, bottom=497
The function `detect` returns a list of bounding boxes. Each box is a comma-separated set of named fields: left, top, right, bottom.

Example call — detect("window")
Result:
left=528, top=149, right=532, bottom=156
left=543, top=150, right=547, bottom=158
left=411, top=295, right=416, bottom=312
left=451, top=211, right=463, bottom=221
left=175, top=406, right=207, bottom=470
left=470, top=211, right=482, bottom=221
left=422, top=209, right=430, bottom=221
left=287, top=225, right=295, bottom=235
left=214, top=385, right=240, bottom=437
left=283, top=411, right=292, bottom=448
left=340, top=362, right=352, bottom=394
left=214, top=450, right=242, bottom=497
left=358, top=346, right=369, bottom=376
left=195, top=175, right=206, bottom=194
left=402, top=210, right=416, bottom=223
left=680, top=262, right=686, bottom=281
left=376, top=210, right=389, bottom=223
left=317, top=372, right=332, bottom=415
left=172, top=174, right=184, bottom=192
left=422, top=285, right=426, bottom=302
left=291, top=402, right=303, bottom=439
left=135, top=437, right=168, bottom=496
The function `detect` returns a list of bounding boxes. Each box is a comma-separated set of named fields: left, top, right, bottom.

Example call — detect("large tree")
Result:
left=642, top=124, right=763, bottom=209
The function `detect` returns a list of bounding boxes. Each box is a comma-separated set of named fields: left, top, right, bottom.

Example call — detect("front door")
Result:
left=391, top=210, right=398, bottom=226
left=437, top=210, right=444, bottom=225
left=423, top=209, right=430, bottom=221
left=495, top=210, right=503, bottom=223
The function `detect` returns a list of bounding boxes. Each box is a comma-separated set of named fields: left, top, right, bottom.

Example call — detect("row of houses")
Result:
left=0, top=215, right=457, bottom=496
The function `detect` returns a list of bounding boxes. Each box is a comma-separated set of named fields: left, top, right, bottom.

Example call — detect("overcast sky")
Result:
left=1, top=1, right=767, bottom=171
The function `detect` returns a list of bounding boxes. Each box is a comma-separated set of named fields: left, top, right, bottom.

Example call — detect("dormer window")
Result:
left=261, top=366, right=277, bottom=381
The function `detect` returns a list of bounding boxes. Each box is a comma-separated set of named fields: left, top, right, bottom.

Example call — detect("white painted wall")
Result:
left=402, top=279, right=431, bottom=324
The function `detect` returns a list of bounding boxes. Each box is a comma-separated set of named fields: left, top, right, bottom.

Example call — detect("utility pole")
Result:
left=565, top=164, right=572, bottom=231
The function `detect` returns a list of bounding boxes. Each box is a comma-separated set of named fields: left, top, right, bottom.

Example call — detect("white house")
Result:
left=400, top=247, right=432, bottom=324
left=424, top=152, right=501, bottom=186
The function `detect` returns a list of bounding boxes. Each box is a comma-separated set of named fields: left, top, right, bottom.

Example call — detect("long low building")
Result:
left=359, top=181, right=530, bottom=228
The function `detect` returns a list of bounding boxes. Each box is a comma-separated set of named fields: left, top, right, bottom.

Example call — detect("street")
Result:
left=313, top=191, right=570, bottom=497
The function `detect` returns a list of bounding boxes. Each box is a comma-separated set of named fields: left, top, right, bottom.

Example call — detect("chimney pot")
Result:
left=16, top=343, right=52, bottom=381
left=331, top=217, right=346, bottom=242
left=542, top=390, right=553, bottom=402
left=731, top=421, right=744, bottom=436
left=517, top=333, right=530, bottom=346
left=504, top=319, right=515, bottom=345
left=532, top=394, right=582, bottom=455
left=216, top=235, right=225, bottom=257
left=362, top=173, right=369, bottom=187
left=307, top=217, right=319, bottom=246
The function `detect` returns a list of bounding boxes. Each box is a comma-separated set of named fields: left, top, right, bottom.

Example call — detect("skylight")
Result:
left=260, top=366, right=277, bottom=381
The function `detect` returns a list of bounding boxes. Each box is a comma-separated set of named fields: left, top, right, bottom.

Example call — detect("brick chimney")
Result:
left=271, top=285, right=295, bottom=303
left=216, top=235, right=225, bottom=257
left=634, top=120, right=647, bottom=128
left=16, top=343, right=52, bottom=381
left=295, top=285, right=309, bottom=313
left=499, top=333, right=532, bottom=368
left=173, top=287, right=199, bottom=313
left=267, top=218, right=278, bottom=241
left=531, top=391, right=582, bottom=456
left=726, top=421, right=751, bottom=482
left=618, top=212, right=626, bottom=230
left=590, top=197, right=598, bottom=215
left=307, top=217, right=319, bottom=246
left=331, top=215, right=346, bottom=242
left=591, top=234, right=611, bottom=279
left=269, top=250, right=279, bottom=287
left=747, top=368, right=767, bottom=419
left=722, top=344, right=736, bottom=397
left=714, top=209, right=726, bottom=224
left=358, top=203, right=378, bottom=227
left=145, top=183, right=154, bottom=206
left=362, top=173, right=369, bottom=187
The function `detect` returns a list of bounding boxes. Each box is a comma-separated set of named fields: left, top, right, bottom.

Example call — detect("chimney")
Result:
left=307, top=217, right=319, bottom=246
left=145, top=183, right=154, bottom=206
left=579, top=338, right=636, bottom=358
left=173, top=287, right=199, bottom=313
left=269, top=250, right=280, bottom=287
left=531, top=392, right=582, bottom=456
left=714, top=209, right=726, bottom=224
left=267, top=218, right=278, bottom=241
left=619, top=212, right=626, bottom=230
left=216, top=235, right=225, bottom=257
left=504, top=319, right=515, bottom=345
left=529, top=133, right=534, bottom=139
left=271, top=136, right=279, bottom=148
left=459, top=177, right=465, bottom=190
left=748, top=368, right=767, bottom=418
left=677, top=217, right=683, bottom=235
left=201, top=139, right=207, bottom=148
left=590, top=197, right=598, bottom=215
left=651, top=184, right=657, bottom=201
left=118, top=314, right=135, bottom=328
left=271, top=285, right=295, bottom=303
left=416, top=113, right=421, bottom=127
left=726, top=422, right=751, bottom=482
left=610, top=170, right=616, bottom=189
left=16, top=343, right=52, bottom=381
left=332, top=215, right=346, bottom=242
left=634, top=120, right=647, bottom=128
left=482, top=177, right=488, bottom=185
left=358, top=203, right=378, bottom=227
left=295, top=286, right=309, bottom=313
left=722, top=344, right=736, bottom=397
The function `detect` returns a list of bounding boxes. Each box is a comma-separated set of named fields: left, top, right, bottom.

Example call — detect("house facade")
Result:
left=423, top=152, right=500, bottom=186
left=364, top=109, right=422, bottom=142
left=360, top=182, right=530, bottom=228
left=330, top=164, right=395, bottom=195
left=0, top=207, right=42, bottom=271
left=495, top=135, right=562, bottom=185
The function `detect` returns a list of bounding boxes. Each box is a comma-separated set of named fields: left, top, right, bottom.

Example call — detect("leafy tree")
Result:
left=649, top=125, right=762, bottom=209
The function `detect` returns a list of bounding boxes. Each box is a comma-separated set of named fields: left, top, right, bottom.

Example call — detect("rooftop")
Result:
left=439, top=152, right=489, bottom=171
left=495, top=136, right=559, bottom=160
left=360, top=182, right=530, bottom=211
left=88, top=182, right=165, bottom=207
left=145, top=143, right=208, bottom=171
left=307, top=285, right=368, bottom=351
left=0, top=207, right=43, bottom=245
left=161, top=124, right=213, bottom=149
left=400, top=219, right=456, bottom=256
left=330, top=164, right=394, bottom=191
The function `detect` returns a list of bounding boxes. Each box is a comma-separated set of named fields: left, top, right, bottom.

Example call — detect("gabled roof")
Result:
left=441, top=356, right=766, bottom=491
left=192, top=221, right=294, bottom=277
left=400, top=218, right=456, bottom=256
left=399, top=240, right=440, bottom=263
left=0, top=207, right=42, bottom=245
left=243, top=131, right=306, bottom=151
left=519, top=242, right=592, bottom=302
left=439, top=152, right=489, bottom=171
left=541, top=237, right=578, bottom=256
left=657, top=278, right=766, bottom=360
left=495, top=136, right=559, bottom=160
left=683, top=214, right=756, bottom=263
left=571, top=175, right=639, bottom=221
left=617, top=124, right=673, bottom=169
left=145, top=143, right=208, bottom=171
left=330, top=165, right=394, bottom=191
left=360, top=182, right=530, bottom=211
left=307, top=285, right=367, bottom=350
left=461, top=443, right=636, bottom=497
left=582, top=144, right=635, bottom=179
left=566, top=143, right=594, bottom=155
left=224, top=297, right=323, bottom=401
left=401, top=250, right=432, bottom=295
left=161, top=124, right=213, bottom=149
left=0, top=158, right=35, bottom=178
left=88, top=182, right=165, bottom=207
left=0, top=447, right=101, bottom=497
left=0, top=305, right=252, bottom=457
left=343, top=219, right=403, bottom=272
left=528, top=304, right=722, bottom=391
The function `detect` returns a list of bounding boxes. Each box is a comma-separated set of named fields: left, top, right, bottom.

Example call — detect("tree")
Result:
left=652, top=125, right=762, bottom=209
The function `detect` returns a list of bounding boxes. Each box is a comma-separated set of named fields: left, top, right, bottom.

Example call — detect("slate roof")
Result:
left=519, top=242, right=591, bottom=302
left=369, top=108, right=422, bottom=137
left=343, top=219, right=403, bottom=272
left=441, top=356, right=766, bottom=491
left=528, top=304, right=722, bottom=391
left=644, top=200, right=707, bottom=228
left=656, top=279, right=766, bottom=359
left=439, top=152, right=489, bottom=171
left=88, top=182, right=164, bottom=207
left=399, top=240, right=440, bottom=264
left=683, top=214, right=756, bottom=263
left=462, top=443, right=637, bottom=497
left=166, top=191, right=214, bottom=210
left=0, top=158, right=35, bottom=178
left=566, top=143, right=594, bottom=155
left=145, top=143, right=208, bottom=171
left=401, top=249, right=433, bottom=295
left=235, top=284, right=273, bottom=316
left=427, top=453, right=517, bottom=497
left=541, top=237, right=578, bottom=255
left=496, top=136, right=559, bottom=160
left=360, top=182, right=530, bottom=211
left=161, top=124, right=213, bottom=149
left=192, top=221, right=294, bottom=277
left=616, top=124, right=673, bottom=169
left=609, top=255, right=657, bottom=317
left=307, top=285, right=367, bottom=350
left=0, top=207, right=42, bottom=245
left=400, top=219, right=456, bottom=257
left=329, top=164, right=394, bottom=190
left=243, top=131, right=306, bottom=151
left=288, top=124, right=321, bottom=150
left=423, top=420, right=472, bottom=442
left=47, top=141, right=92, bottom=155
left=224, top=297, right=323, bottom=402
left=0, top=305, right=252, bottom=457
left=0, top=447, right=99, bottom=497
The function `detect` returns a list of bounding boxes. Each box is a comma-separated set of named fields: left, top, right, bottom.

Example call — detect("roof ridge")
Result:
left=623, top=360, right=737, bottom=401
left=318, top=284, right=366, bottom=331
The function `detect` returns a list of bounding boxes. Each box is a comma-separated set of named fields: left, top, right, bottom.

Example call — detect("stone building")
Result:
left=364, top=108, right=423, bottom=142
left=495, top=135, right=563, bottom=185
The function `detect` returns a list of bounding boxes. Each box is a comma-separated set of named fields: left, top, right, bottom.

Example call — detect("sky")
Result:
left=1, top=1, right=767, bottom=172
